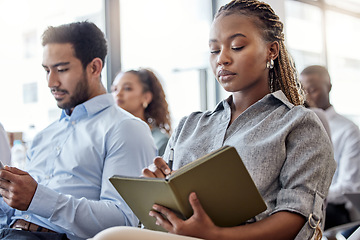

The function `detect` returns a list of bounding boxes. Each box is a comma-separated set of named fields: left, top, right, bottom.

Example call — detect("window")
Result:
left=285, top=0, right=360, bottom=125
left=0, top=0, right=104, bottom=141
left=326, top=11, right=360, bottom=121
left=285, top=1, right=325, bottom=70
left=119, top=0, right=213, bottom=127
left=325, top=0, right=360, bottom=13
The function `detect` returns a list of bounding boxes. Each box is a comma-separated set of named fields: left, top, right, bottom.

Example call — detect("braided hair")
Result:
left=216, top=0, right=305, bottom=105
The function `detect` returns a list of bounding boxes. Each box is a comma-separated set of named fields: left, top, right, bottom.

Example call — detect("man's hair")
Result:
left=300, top=65, right=331, bottom=82
left=42, top=21, right=108, bottom=69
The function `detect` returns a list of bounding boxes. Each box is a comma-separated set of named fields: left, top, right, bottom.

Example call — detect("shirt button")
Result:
left=45, top=175, right=51, bottom=180
left=56, top=146, right=61, bottom=155
left=24, top=215, right=29, bottom=219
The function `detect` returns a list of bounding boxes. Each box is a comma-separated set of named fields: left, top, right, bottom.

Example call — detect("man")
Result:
left=0, top=21, right=156, bottom=240
left=300, top=65, right=360, bottom=229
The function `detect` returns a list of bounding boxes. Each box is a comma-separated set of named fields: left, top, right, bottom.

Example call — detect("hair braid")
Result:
left=216, top=0, right=305, bottom=105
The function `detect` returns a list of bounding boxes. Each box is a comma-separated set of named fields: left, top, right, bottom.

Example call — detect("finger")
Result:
left=0, top=168, right=28, bottom=183
left=153, top=168, right=166, bottom=179
left=0, top=177, right=11, bottom=189
left=142, top=158, right=169, bottom=178
left=0, top=188, right=10, bottom=199
left=0, top=174, right=37, bottom=210
left=152, top=204, right=183, bottom=229
left=188, top=192, right=207, bottom=217
left=0, top=169, right=12, bottom=182
left=147, top=163, right=158, bottom=172
left=4, top=166, right=27, bottom=175
left=142, top=168, right=156, bottom=178
left=149, top=210, right=174, bottom=231
left=153, top=157, right=171, bottom=176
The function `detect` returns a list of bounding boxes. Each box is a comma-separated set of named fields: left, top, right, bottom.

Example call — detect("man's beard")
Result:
left=56, top=72, right=90, bottom=111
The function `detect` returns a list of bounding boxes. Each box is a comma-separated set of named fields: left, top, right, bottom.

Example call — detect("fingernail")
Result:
left=164, top=169, right=170, bottom=174
left=155, top=221, right=160, bottom=225
left=191, top=192, right=197, bottom=200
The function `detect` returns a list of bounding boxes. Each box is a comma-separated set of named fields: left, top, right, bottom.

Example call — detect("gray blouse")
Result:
left=163, top=91, right=336, bottom=239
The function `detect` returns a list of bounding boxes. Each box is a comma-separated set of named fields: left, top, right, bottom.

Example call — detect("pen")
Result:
left=165, top=148, right=174, bottom=180
left=168, top=148, right=174, bottom=171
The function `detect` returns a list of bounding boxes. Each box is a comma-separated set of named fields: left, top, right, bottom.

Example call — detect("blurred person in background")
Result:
left=300, top=65, right=360, bottom=231
left=112, top=68, right=171, bottom=156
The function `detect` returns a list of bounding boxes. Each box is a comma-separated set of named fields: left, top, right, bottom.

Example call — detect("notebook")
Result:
left=110, top=145, right=267, bottom=232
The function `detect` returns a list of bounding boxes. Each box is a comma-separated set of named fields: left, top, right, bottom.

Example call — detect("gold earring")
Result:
left=143, top=102, right=148, bottom=109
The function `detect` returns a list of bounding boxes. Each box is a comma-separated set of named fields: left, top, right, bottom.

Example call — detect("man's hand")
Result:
left=0, top=166, right=37, bottom=211
left=142, top=157, right=172, bottom=178
left=149, top=192, right=219, bottom=239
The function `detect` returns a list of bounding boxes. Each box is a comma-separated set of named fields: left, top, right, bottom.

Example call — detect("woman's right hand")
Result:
left=142, top=157, right=172, bottom=178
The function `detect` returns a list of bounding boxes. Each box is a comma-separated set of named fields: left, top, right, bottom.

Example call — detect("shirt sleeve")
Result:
left=0, top=197, right=15, bottom=228
left=27, top=119, right=156, bottom=239
left=327, top=124, right=360, bottom=204
left=272, top=111, right=336, bottom=237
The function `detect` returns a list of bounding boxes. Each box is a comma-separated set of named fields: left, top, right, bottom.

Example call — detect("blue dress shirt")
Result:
left=0, top=93, right=156, bottom=240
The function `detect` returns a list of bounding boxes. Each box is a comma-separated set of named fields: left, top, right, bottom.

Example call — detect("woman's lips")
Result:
left=218, top=69, right=236, bottom=82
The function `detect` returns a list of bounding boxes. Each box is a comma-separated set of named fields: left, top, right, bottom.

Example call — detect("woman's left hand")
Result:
left=149, top=192, right=220, bottom=239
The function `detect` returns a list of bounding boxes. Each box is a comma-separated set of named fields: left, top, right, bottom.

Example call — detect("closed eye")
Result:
left=232, top=46, right=244, bottom=51
left=210, top=49, right=220, bottom=54
left=58, top=68, right=69, bottom=73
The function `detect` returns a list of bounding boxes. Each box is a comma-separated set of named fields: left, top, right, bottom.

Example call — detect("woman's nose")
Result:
left=217, top=49, right=231, bottom=66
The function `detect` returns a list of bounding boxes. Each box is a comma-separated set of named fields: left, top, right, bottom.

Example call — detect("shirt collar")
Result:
left=271, top=90, right=294, bottom=109
left=324, top=105, right=336, bottom=118
left=211, top=90, right=294, bottom=114
left=59, top=93, right=115, bottom=121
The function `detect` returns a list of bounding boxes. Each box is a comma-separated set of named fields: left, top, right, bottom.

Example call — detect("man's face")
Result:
left=300, top=73, right=330, bottom=109
left=42, top=43, right=90, bottom=111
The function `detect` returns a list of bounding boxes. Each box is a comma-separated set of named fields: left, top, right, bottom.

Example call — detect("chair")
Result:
left=323, top=193, right=360, bottom=240
left=347, top=226, right=360, bottom=240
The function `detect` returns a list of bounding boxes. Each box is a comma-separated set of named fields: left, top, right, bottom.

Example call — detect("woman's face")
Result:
left=112, top=72, right=149, bottom=117
left=209, top=13, right=271, bottom=95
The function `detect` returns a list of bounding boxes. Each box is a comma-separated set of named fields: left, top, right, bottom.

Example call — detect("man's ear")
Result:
left=267, top=41, right=279, bottom=61
left=88, top=58, right=103, bottom=77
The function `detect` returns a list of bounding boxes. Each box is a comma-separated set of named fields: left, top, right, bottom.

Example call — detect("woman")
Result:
left=112, top=69, right=171, bottom=156
left=93, top=0, right=335, bottom=239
